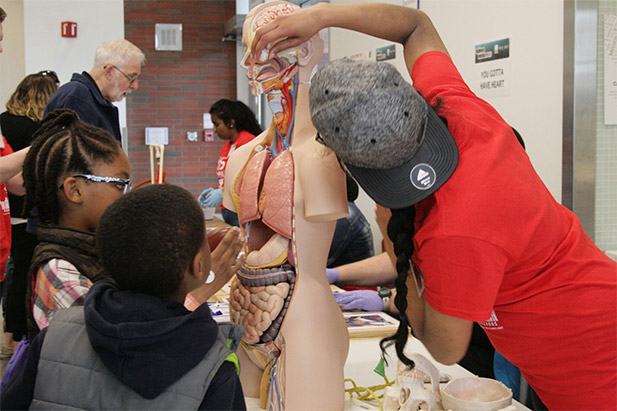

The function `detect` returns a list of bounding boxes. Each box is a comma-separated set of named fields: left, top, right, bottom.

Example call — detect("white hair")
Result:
left=93, top=39, right=145, bottom=69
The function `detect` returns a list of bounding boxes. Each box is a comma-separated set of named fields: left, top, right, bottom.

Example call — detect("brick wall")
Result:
left=124, top=0, right=237, bottom=198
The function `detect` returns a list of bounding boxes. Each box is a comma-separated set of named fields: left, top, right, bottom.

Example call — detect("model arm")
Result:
left=376, top=205, right=472, bottom=365
left=0, top=147, right=29, bottom=183
left=251, top=3, right=448, bottom=76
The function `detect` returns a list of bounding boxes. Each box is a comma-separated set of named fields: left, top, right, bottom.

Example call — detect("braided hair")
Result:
left=209, top=99, right=263, bottom=136
left=23, top=109, right=123, bottom=225
left=379, top=205, right=417, bottom=368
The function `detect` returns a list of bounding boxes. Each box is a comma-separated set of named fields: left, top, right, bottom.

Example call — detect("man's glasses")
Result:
left=105, top=65, right=138, bottom=85
left=59, top=174, right=132, bottom=194
left=38, top=70, right=60, bottom=85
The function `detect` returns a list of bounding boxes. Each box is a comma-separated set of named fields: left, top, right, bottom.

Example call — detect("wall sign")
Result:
left=474, top=37, right=511, bottom=97
left=376, top=44, right=396, bottom=62
left=61, top=22, right=77, bottom=38
left=145, top=127, right=169, bottom=145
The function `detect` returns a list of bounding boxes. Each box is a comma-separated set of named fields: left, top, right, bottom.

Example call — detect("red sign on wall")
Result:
left=61, top=22, right=77, bottom=38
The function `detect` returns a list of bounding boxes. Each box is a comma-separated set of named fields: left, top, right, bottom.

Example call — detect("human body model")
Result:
left=222, top=2, right=348, bottom=409
left=250, top=3, right=617, bottom=410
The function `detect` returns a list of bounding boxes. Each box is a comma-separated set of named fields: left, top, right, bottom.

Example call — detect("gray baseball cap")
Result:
left=309, top=58, right=458, bottom=209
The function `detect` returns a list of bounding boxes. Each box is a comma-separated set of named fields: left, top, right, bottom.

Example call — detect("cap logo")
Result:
left=410, top=164, right=436, bottom=190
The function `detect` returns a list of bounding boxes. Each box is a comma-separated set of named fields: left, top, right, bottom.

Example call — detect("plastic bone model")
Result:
left=223, top=1, right=349, bottom=409
left=383, top=353, right=443, bottom=411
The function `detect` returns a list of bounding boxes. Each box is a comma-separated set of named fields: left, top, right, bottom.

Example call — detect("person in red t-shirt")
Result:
left=198, top=99, right=261, bottom=226
left=249, top=4, right=617, bottom=410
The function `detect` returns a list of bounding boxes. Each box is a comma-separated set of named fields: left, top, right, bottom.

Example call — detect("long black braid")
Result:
left=380, top=205, right=417, bottom=368
left=22, top=109, right=122, bottom=225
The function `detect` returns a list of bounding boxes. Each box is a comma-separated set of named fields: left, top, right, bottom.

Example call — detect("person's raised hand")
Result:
left=209, top=226, right=244, bottom=288
left=251, top=5, right=324, bottom=62
left=334, top=290, right=384, bottom=312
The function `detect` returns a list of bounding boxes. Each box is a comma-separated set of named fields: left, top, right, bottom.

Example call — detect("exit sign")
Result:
left=61, top=22, right=77, bottom=38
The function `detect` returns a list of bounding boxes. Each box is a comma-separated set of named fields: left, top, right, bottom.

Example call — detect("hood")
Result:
left=84, top=281, right=219, bottom=399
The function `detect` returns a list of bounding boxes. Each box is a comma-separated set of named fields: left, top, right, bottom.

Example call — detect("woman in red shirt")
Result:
left=199, top=99, right=262, bottom=226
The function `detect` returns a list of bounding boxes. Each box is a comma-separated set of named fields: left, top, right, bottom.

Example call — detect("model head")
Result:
left=97, top=184, right=209, bottom=301
left=241, top=1, right=323, bottom=95
left=6, top=72, right=59, bottom=122
left=23, top=109, right=129, bottom=231
left=209, top=99, right=263, bottom=141
left=92, top=39, right=145, bottom=102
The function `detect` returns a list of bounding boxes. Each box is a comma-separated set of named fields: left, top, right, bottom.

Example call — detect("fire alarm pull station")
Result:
left=61, top=22, right=77, bottom=38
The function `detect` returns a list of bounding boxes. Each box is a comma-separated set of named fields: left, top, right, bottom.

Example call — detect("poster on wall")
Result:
left=604, top=14, right=617, bottom=125
left=376, top=44, right=396, bottom=62
left=474, top=37, right=511, bottom=98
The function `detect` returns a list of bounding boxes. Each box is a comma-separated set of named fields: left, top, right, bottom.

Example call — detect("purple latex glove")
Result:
left=326, top=268, right=340, bottom=284
left=335, top=290, right=383, bottom=312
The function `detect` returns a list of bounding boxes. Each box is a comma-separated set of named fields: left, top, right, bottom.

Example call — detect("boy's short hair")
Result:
left=96, top=184, right=205, bottom=300
left=0, top=7, right=6, bottom=23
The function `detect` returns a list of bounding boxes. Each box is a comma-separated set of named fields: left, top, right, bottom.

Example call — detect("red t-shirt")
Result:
left=216, top=130, right=257, bottom=210
left=411, top=51, right=616, bottom=410
left=0, top=136, right=14, bottom=281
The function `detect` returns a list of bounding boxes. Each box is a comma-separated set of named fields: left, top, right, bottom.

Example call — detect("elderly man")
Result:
left=45, top=39, right=145, bottom=142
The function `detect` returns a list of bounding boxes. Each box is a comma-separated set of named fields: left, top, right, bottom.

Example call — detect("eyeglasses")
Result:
left=105, top=65, right=139, bottom=85
left=59, top=174, right=132, bottom=194
left=39, top=70, right=60, bottom=85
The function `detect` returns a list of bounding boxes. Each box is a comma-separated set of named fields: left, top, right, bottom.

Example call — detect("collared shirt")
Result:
left=32, top=259, right=92, bottom=331
left=32, top=259, right=202, bottom=331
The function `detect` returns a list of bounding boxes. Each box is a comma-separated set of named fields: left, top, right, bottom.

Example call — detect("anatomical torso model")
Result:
left=222, top=2, right=349, bottom=409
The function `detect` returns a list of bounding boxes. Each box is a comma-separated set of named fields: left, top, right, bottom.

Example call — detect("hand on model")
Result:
left=251, top=5, right=324, bottom=59
left=334, top=289, right=383, bottom=312
left=198, top=187, right=223, bottom=207
left=210, top=227, right=244, bottom=286
left=189, top=227, right=244, bottom=304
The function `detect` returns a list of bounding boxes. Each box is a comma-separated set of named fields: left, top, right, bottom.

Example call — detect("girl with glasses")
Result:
left=20, top=108, right=130, bottom=340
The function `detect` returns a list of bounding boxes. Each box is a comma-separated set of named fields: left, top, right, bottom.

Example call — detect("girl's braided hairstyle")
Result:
left=379, top=205, right=417, bottom=368
left=23, top=109, right=122, bottom=225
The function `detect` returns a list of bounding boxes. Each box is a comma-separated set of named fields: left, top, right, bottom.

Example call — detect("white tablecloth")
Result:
left=245, top=335, right=530, bottom=410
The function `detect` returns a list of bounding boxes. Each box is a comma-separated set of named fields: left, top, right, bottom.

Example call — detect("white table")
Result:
left=245, top=335, right=530, bottom=410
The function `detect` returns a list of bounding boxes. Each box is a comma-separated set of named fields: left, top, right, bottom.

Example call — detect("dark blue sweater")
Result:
left=45, top=72, right=122, bottom=141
